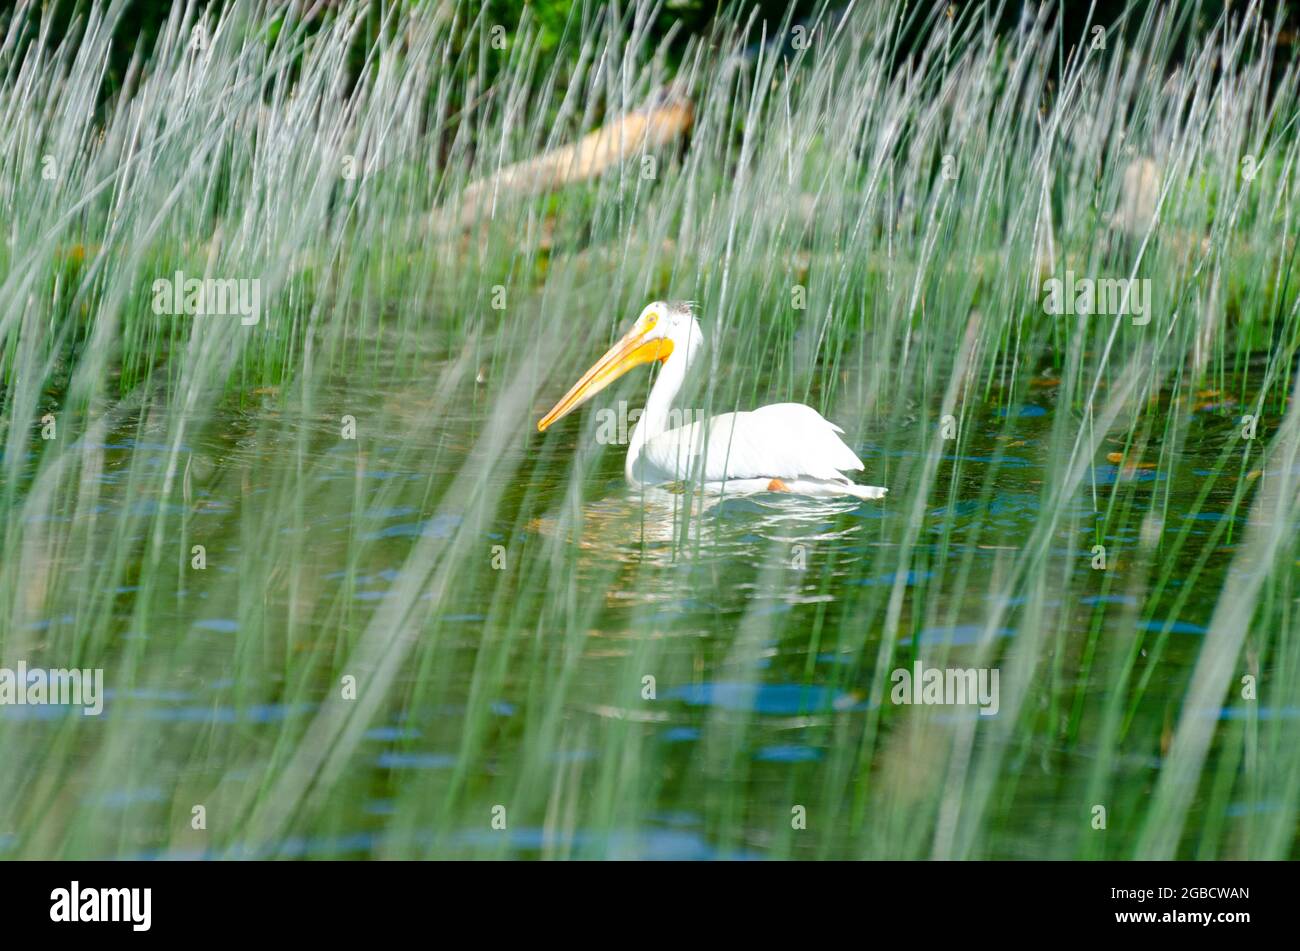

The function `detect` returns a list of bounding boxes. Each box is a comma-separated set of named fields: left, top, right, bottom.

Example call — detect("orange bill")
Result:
left=537, top=324, right=673, bottom=432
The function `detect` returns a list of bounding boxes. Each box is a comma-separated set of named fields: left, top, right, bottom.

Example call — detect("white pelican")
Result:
left=537, top=301, right=887, bottom=499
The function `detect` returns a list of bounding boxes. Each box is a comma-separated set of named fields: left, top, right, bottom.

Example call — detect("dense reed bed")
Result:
left=0, top=0, right=1297, bottom=858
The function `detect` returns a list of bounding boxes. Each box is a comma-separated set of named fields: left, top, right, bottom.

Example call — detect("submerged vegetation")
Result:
left=0, top=0, right=1297, bottom=859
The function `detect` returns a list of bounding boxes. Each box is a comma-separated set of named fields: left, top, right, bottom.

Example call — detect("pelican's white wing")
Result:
left=636, top=403, right=873, bottom=488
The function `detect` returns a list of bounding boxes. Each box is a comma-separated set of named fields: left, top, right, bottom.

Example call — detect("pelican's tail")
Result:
left=700, top=477, right=888, bottom=499
left=763, top=477, right=890, bottom=499
left=840, top=481, right=888, bottom=501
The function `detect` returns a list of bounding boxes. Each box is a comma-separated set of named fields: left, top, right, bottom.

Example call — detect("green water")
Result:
left=3, top=344, right=1290, bottom=861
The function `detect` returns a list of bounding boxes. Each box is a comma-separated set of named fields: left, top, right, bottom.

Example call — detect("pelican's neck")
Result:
left=627, top=344, right=690, bottom=482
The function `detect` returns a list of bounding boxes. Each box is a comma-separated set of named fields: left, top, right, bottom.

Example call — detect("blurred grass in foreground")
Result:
left=0, top=0, right=1298, bottom=858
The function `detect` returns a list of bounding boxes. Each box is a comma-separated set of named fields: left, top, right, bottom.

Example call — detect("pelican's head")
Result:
left=537, top=301, right=702, bottom=432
